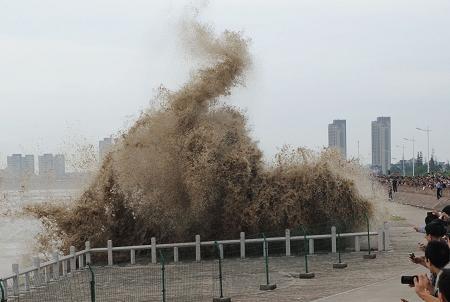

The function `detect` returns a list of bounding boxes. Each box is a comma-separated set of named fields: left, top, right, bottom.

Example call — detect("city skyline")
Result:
left=1, top=0, right=450, bottom=167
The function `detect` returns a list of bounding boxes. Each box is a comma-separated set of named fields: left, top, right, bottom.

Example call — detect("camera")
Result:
left=401, top=275, right=418, bottom=285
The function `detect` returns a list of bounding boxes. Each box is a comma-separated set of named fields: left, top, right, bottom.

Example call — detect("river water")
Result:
left=0, top=189, right=80, bottom=277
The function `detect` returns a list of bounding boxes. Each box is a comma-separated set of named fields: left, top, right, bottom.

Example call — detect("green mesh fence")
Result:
left=2, top=218, right=378, bottom=301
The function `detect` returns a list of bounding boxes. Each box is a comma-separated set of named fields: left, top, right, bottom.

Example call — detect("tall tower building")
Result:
left=328, top=119, right=347, bottom=159
left=372, top=117, right=391, bottom=174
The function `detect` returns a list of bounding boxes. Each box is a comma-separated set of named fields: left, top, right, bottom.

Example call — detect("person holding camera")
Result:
left=403, top=241, right=450, bottom=302
left=413, top=269, right=450, bottom=302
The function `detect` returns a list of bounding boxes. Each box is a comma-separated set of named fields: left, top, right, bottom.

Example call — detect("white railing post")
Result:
left=12, top=263, right=19, bottom=296
left=70, top=246, right=76, bottom=272
left=25, top=272, right=30, bottom=291
left=285, top=229, right=291, bottom=256
left=219, top=244, right=224, bottom=260
left=263, top=240, right=267, bottom=257
left=384, top=222, right=391, bottom=251
left=52, top=251, right=60, bottom=280
left=331, top=226, right=337, bottom=253
left=377, top=227, right=384, bottom=252
left=78, top=254, right=84, bottom=268
left=151, top=237, right=157, bottom=264
left=130, top=249, right=136, bottom=265
left=32, top=256, right=41, bottom=286
left=355, top=236, right=361, bottom=252
left=45, top=266, right=50, bottom=283
left=62, top=260, right=67, bottom=277
left=174, top=247, right=179, bottom=263
left=107, top=240, right=113, bottom=266
left=195, top=235, right=201, bottom=262
left=85, top=241, right=91, bottom=265
left=240, top=232, right=245, bottom=259
left=309, top=238, right=315, bottom=254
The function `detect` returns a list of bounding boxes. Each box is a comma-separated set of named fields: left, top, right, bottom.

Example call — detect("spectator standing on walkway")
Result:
left=393, top=177, right=399, bottom=193
left=437, top=180, right=444, bottom=200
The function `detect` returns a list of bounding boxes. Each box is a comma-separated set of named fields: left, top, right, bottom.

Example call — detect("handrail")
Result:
left=0, top=225, right=387, bottom=287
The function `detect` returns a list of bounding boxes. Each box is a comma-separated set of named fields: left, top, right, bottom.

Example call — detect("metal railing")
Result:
left=0, top=222, right=390, bottom=299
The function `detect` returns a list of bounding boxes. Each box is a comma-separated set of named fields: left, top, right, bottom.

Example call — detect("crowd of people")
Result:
left=402, top=207, right=450, bottom=301
left=377, top=175, right=450, bottom=200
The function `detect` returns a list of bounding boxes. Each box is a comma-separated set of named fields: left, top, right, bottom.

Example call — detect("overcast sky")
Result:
left=1, top=0, right=449, bottom=168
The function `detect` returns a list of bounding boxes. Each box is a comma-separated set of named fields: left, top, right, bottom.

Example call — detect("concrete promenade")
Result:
left=313, top=200, right=429, bottom=302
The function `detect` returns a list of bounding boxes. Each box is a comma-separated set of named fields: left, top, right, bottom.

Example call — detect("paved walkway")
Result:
left=313, top=201, right=429, bottom=302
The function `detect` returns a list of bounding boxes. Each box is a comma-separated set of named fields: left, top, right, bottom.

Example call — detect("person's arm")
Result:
left=414, top=274, right=439, bottom=302
left=414, top=225, right=426, bottom=233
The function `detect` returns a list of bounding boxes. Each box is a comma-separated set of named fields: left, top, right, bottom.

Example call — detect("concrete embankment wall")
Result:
left=395, top=188, right=450, bottom=210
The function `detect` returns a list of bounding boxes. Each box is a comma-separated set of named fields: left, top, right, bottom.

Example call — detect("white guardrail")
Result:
left=0, top=222, right=390, bottom=298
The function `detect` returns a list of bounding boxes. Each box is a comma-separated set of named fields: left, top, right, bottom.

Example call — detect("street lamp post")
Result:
left=404, top=137, right=416, bottom=177
left=416, top=127, right=431, bottom=174
left=396, top=144, right=405, bottom=177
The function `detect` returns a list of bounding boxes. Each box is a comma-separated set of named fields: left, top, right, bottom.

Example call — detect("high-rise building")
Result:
left=6, top=154, right=35, bottom=177
left=39, top=154, right=54, bottom=176
left=54, top=154, right=66, bottom=177
left=6, top=154, right=23, bottom=177
left=99, top=137, right=113, bottom=162
left=372, top=117, right=391, bottom=174
left=38, top=153, right=65, bottom=177
left=328, top=119, right=347, bottom=159
left=22, top=155, right=35, bottom=176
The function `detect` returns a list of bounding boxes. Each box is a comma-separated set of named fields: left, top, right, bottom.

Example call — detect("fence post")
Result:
left=25, top=271, right=30, bottom=291
left=79, top=254, right=85, bottom=268
left=331, top=226, right=337, bottom=253
left=355, top=236, right=360, bottom=252
left=1, top=279, right=7, bottom=300
left=285, top=229, right=291, bottom=256
left=260, top=234, right=277, bottom=291
left=131, top=249, right=136, bottom=265
left=309, top=239, right=314, bottom=255
left=195, top=235, right=201, bottom=262
left=219, top=244, right=224, bottom=260
left=107, top=240, right=113, bottom=266
left=52, top=251, right=60, bottom=280
left=33, top=256, right=41, bottom=286
left=384, top=222, right=390, bottom=251
left=70, top=246, right=76, bottom=272
left=160, top=252, right=166, bottom=302
left=151, top=237, right=157, bottom=264
left=12, top=263, right=19, bottom=296
left=45, top=266, right=50, bottom=283
left=85, top=241, right=91, bottom=265
left=62, top=259, right=67, bottom=277
left=333, top=225, right=347, bottom=269
left=298, top=226, right=314, bottom=279
left=363, top=213, right=376, bottom=259
left=0, top=279, right=6, bottom=302
left=213, top=241, right=231, bottom=301
left=174, top=247, right=179, bottom=263
left=88, top=264, right=95, bottom=302
left=377, top=226, right=384, bottom=252
left=240, top=232, right=246, bottom=259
